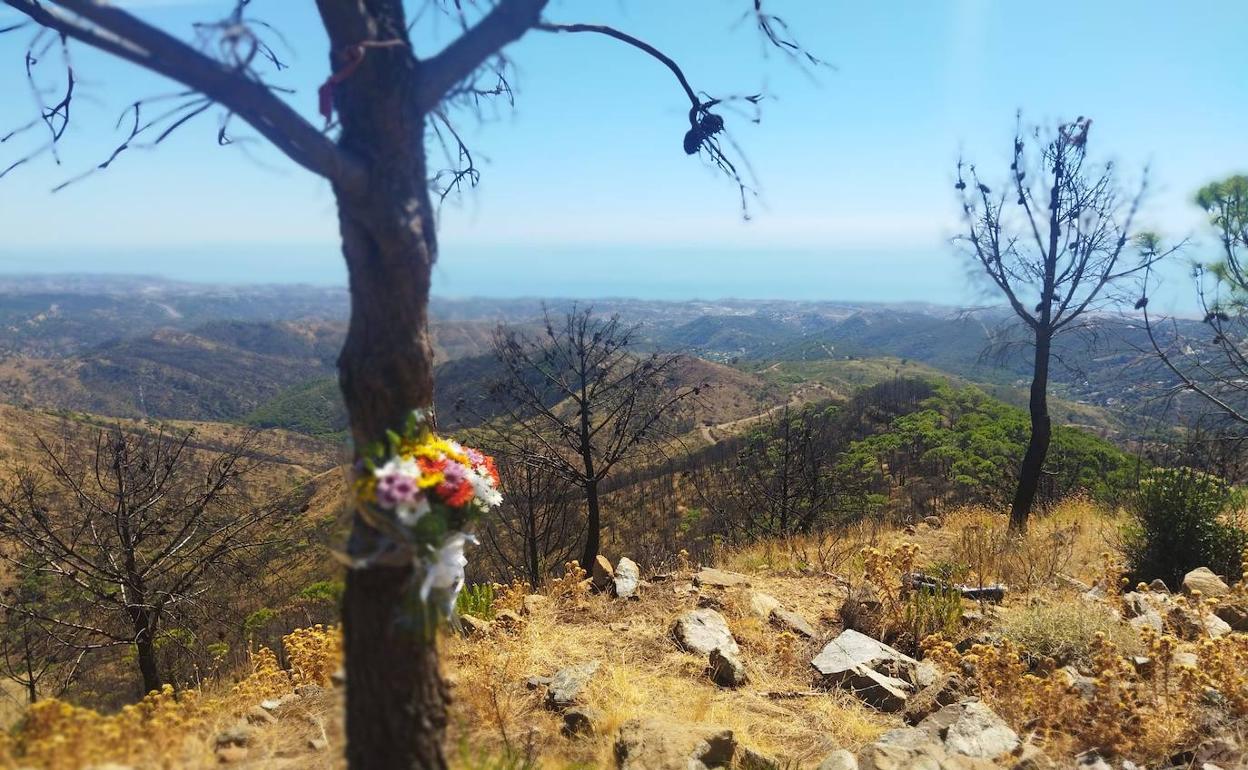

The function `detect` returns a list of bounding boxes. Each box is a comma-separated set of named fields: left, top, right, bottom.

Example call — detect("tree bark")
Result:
left=130, top=609, right=162, bottom=696
left=1010, top=330, right=1053, bottom=531
left=320, top=12, right=448, bottom=765
left=580, top=477, right=602, bottom=569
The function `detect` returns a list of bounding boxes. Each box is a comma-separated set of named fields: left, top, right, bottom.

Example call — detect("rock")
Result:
left=935, top=701, right=1021, bottom=758
left=259, top=698, right=284, bottom=712
left=738, top=746, right=781, bottom=770
left=293, top=683, right=325, bottom=698
left=1056, top=574, right=1091, bottom=592
left=459, top=614, right=493, bottom=637
left=772, top=609, right=818, bottom=639
left=592, top=555, right=615, bottom=592
left=1174, top=651, right=1199, bottom=668
left=494, top=609, right=523, bottom=628
left=812, top=630, right=920, bottom=712
left=749, top=591, right=783, bottom=620
left=923, top=515, right=943, bottom=528
left=1149, top=578, right=1170, bottom=593
left=709, top=648, right=747, bottom=687
left=840, top=582, right=884, bottom=637
left=215, top=745, right=249, bottom=764
left=521, top=594, right=550, bottom=615
left=673, top=609, right=740, bottom=656
left=1011, top=745, right=1055, bottom=770
left=812, top=630, right=918, bottom=679
left=1075, top=754, right=1112, bottom=770
left=911, top=660, right=941, bottom=689
left=562, top=706, right=601, bottom=737
left=614, top=718, right=736, bottom=770
left=1214, top=601, right=1248, bottom=631
left=674, top=582, right=699, bottom=597
left=545, top=661, right=600, bottom=709
left=215, top=724, right=254, bottom=749
left=525, top=674, right=553, bottom=689
left=693, top=568, right=751, bottom=588
left=857, top=727, right=956, bottom=770
left=1184, top=567, right=1231, bottom=598
left=614, top=557, right=641, bottom=599
left=1058, top=667, right=1097, bottom=701
left=244, top=706, right=276, bottom=726
left=817, top=749, right=859, bottom=770
left=1167, top=603, right=1232, bottom=639
left=1128, top=609, right=1164, bottom=634
left=902, top=673, right=965, bottom=725
left=307, top=737, right=329, bottom=752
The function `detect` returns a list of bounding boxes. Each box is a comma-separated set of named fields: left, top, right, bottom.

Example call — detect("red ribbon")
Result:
left=317, top=40, right=405, bottom=125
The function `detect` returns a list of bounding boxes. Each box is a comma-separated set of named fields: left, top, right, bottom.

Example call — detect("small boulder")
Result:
left=749, top=591, right=783, bottom=620
left=772, top=609, right=818, bottom=639
left=1183, top=567, right=1231, bottom=598
left=1149, top=578, right=1170, bottom=593
left=812, top=630, right=919, bottom=712
left=592, top=555, right=615, bottom=592
left=546, top=661, right=600, bottom=710
left=923, top=516, right=943, bottom=529
left=215, top=745, right=249, bottom=764
left=308, top=737, right=329, bottom=752
left=934, top=701, right=1020, bottom=758
left=817, top=749, right=859, bottom=770
left=738, top=746, right=781, bottom=770
left=459, top=614, right=493, bottom=637
left=693, top=568, right=751, bottom=588
left=1167, top=603, right=1232, bottom=640
left=614, top=557, right=641, bottom=599
left=614, top=719, right=736, bottom=770
left=494, top=609, right=523, bottom=629
left=840, top=582, right=884, bottom=637
left=902, top=673, right=965, bottom=725
left=215, top=724, right=254, bottom=749
left=244, top=706, right=276, bottom=726
left=673, top=609, right=740, bottom=656
left=521, top=594, right=550, bottom=615
left=709, top=648, right=748, bottom=687
left=562, top=706, right=601, bottom=738
left=1214, top=601, right=1248, bottom=631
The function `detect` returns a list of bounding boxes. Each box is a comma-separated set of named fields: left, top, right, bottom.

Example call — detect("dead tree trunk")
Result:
left=1010, top=330, right=1052, bottom=530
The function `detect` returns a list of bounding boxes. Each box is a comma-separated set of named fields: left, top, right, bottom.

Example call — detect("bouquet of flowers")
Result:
left=353, top=409, right=502, bottom=618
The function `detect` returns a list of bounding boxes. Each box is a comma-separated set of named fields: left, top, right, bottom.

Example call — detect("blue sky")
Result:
left=0, top=1, right=1244, bottom=309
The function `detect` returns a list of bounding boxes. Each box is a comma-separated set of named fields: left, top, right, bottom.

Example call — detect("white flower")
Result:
left=420, top=532, right=478, bottom=614
left=396, top=495, right=431, bottom=527
left=467, top=466, right=503, bottom=509
left=374, top=456, right=420, bottom=480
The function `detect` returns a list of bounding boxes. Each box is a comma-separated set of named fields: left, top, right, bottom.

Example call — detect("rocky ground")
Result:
left=13, top=502, right=1248, bottom=769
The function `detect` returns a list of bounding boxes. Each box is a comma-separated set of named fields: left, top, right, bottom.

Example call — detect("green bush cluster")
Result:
left=1121, top=467, right=1248, bottom=588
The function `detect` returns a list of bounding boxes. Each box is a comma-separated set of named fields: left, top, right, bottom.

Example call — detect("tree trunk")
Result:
left=1010, top=330, right=1053, bottom=531
left=310, top=3, right=454, bottom=764
left=129, top=608, right=162, bottom=696
left=580, top=477, right=602, bottom=569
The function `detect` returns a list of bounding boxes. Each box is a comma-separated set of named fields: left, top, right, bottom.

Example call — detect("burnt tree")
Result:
left=956, top=116, right=1163, bottom=530
left=1, top=2, right=818, bottom=765
left=475, top=306, right=703, bottom=568
left=0, top=424, right=288, bottom=697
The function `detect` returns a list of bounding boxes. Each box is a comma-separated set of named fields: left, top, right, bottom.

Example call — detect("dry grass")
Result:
left=2, top=496, right=1238, bottom=763
left=444, top=570, right=889, bottom=768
